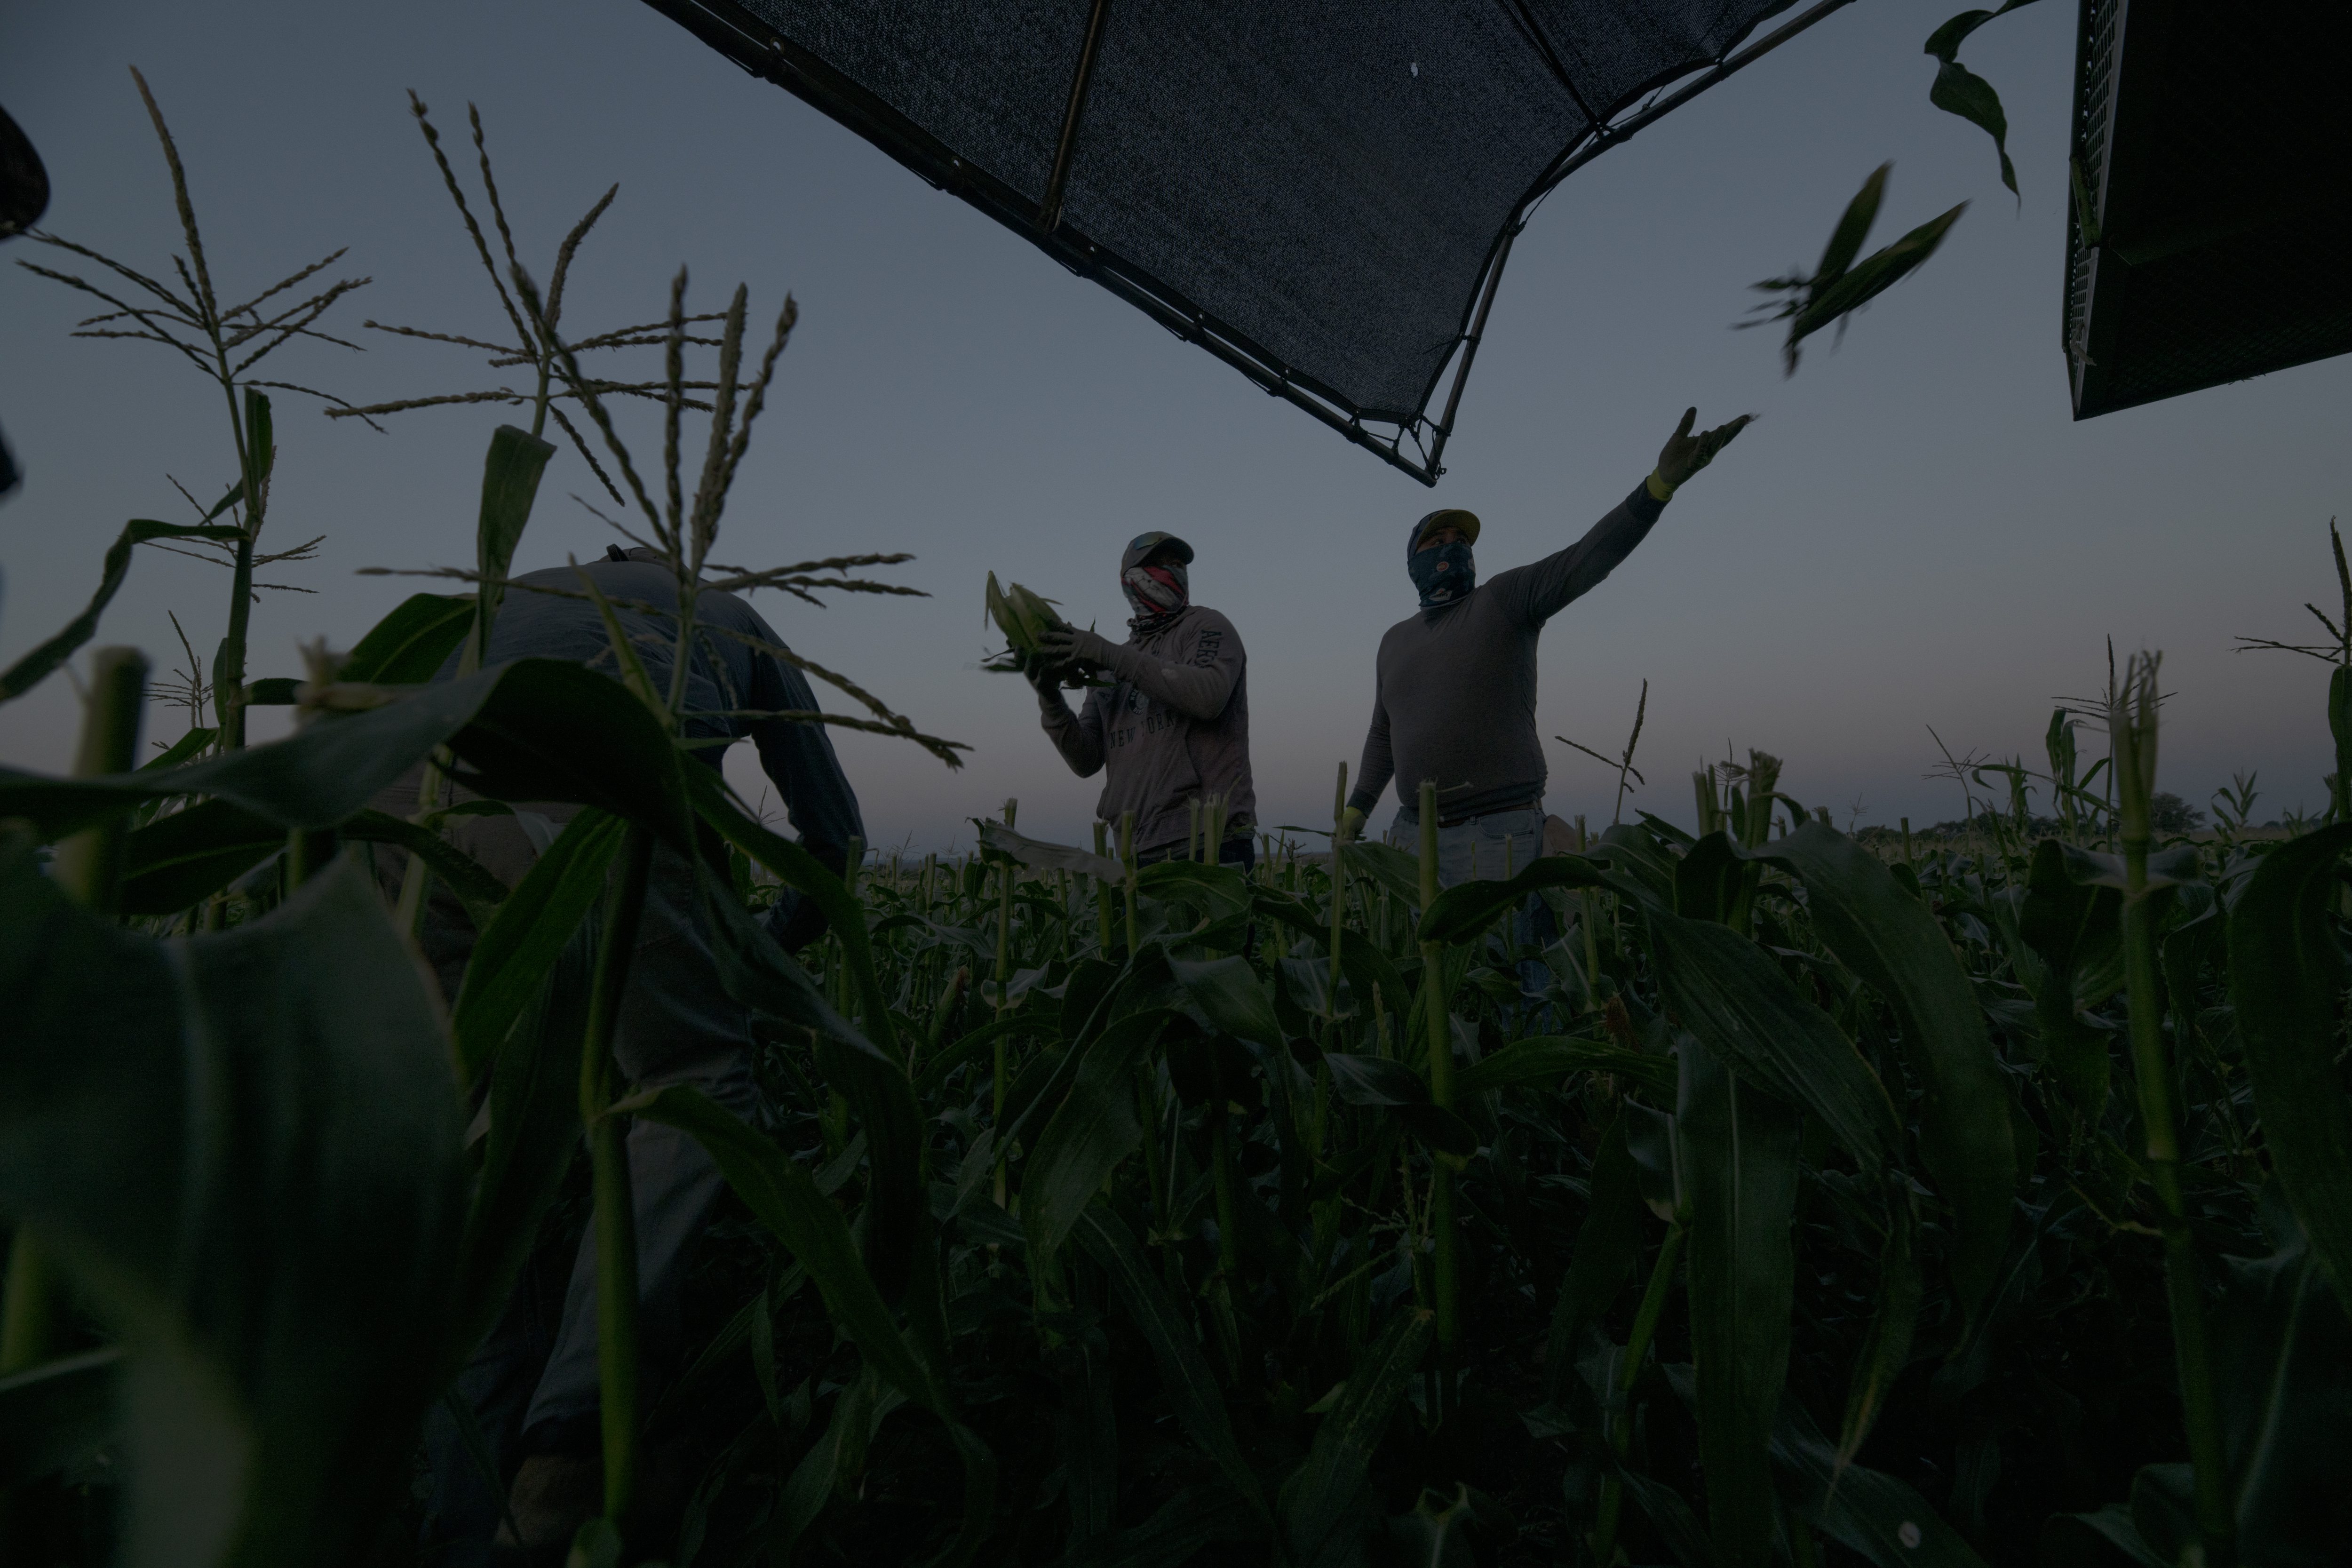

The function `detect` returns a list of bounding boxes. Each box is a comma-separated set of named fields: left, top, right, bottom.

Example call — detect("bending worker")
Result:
left=1025, top=530, right=1256, bottom=867
left=389, top=543, right=862, bottom=1560
left=1340, top=407, right=1750, bottom=881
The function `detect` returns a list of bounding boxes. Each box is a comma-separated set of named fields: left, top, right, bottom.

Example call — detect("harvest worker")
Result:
left=1340, top=407, right=1751, bottom=882
left=1024, top=530, right=1257, bottom=867
left=390, top=543, right=863, bottom=1560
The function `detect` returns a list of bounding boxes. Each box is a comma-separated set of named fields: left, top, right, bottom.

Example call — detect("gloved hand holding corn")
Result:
left=984, top=572, right=1108, bottom=688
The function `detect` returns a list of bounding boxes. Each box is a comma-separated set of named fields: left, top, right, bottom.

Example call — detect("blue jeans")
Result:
left=1385, top=806, right=1556, bottom=1015
left=1383, top=805, right=1545, bottom=890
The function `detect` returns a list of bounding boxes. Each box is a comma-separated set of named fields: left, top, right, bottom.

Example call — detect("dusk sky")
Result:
left=5, top=0, right=2347, bottom=856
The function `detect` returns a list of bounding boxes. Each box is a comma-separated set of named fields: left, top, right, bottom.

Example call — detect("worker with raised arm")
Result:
left=1025, top=530, right=1258, bottom=867
left=1341, top=407, right=1750, bottom=882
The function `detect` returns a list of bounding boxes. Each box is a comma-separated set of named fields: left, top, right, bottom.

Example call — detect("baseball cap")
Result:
left=1408, top=508, right=1482, bottom=555
left=1120, top=530, right=1196, bottom=573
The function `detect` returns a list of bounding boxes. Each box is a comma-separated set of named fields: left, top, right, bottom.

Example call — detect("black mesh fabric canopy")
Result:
left=642, top=0, right=1844, bottom=483
left=2063, top=0, right=2352, bottom=419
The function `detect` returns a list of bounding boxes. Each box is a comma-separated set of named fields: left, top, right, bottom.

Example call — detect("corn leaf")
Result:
left=1923, top=0, right=2040, bottom=197
left=1053, top=1326, right=1119, bottom=1545
left=1072, top=1204, right=1269, bottom=1520
left=1930, top=60, right=2016, bottom=196
left=2227, top=822, right=2352, bottom=1312
left=1279, top=1306, right=1434, bottom=1567
left=116, top=797, right=284, bottom=915
left=2013, top=837, right=2122, bottom=1115
left=1060, top=1482, right=1262, bottom=1568
left=1321, top=1053, right=1478, bottom=1158
left=2214, top=1210, right=2352, bottom=1557
left=1543, top=1109, right=1645, bottom=1399
left=0, top=1347, right=121, bottom=1488
left=687, top=762, right=894, bottom=1054
left=775, top=1364, right=903, bottom=1557
left=1673, top=827, right=1746, bottom=922
left=1774, top=1398, right=1985, bottom=1565
left=1815, top=162, right=1890, bottom=284
left=1023, top=1009, right=1174, bottom=1268
left=685, top=763, right=929, bottom=1295
left=1455, top=1035, right=1675, bottom=1098
left=469, top=425, right=555, bottom=664
left=691, top=862, right=928, bottom=1300
left=1615, top=1465, right=1715, bottom=1568
left=449, top=808, right=626, bottom=1085
left=1837, top=1189, right=1922, bottom=1468
left=623, top=1083, right=998, bottom=1568
left=1786, top=203, right=1966, bottom=366
left=623, top=1082, right=934, bottom=1403
left=1252, top=886, right=1414, bottom=1024
left=0, top=841, right=465, bottom=1566
left=0, top=658, right=694, bottom=853
left=1170, top=954, right=1283, bottom=1051
left=1649, top=904, right=1900, bottom=1174
left=0, top=519, right=244, bottom=704
left=340, top=592, right=473, bottom=684
left=1677, top=1034, right=1802, bottom=1568
left=1343, top=839, right=1426, bottom=907
left=139, top=727, right=217, bottom=772
left=1747, top=822, right=2014, bottom=1317
left=449, top=891, right=600, bottom=1368
left=338, top=806, right=510, bottom=926
left=1137, top=860, right=1254, bottom=925
left=1418, top=853, right=1640, bottom=947
left=977, top=818, right=1123, bottom=881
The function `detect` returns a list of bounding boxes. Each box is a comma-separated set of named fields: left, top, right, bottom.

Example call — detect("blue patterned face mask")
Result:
left=1408, top=540, right=1475, bottom=606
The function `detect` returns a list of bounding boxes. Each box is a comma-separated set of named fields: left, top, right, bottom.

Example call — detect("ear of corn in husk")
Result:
left=983, top=572, right=1109, bottom=686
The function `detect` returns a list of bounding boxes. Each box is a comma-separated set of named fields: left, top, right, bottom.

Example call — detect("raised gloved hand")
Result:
left=1652, top=406, right=1754, bottom=496
left=1337, top=805, right=1367, bottom=844
left=1036, top=624, right=1112, bottom=670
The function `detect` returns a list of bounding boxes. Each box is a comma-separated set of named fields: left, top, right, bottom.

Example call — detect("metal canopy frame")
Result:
left=642, top=0, right=1854, bottom=485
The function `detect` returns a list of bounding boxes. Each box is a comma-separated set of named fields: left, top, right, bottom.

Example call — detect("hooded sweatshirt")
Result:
left=1349, top=482, right=1666, bottom=823
left=1036, top=603, right=1254, bottom=853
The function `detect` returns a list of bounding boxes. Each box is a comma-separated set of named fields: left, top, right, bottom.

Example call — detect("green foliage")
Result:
left=1745, top=164, right=1966, bottom=374
left=0, top=841, right=464, bottom=1565
left=1923, top=0, right=2042, bottom=197
left=8, top=619, right=2352, bottom=1565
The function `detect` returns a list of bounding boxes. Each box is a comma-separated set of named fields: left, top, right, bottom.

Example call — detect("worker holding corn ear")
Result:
left=1340, top=407, right=1750, bottom=883
left=1025, top=530, right=1258, bottom=867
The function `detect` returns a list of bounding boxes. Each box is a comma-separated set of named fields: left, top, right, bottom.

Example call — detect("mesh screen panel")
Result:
left=664, top=0, right=1802, bottom=469
left=2066, top=0, right=2352, bottom=417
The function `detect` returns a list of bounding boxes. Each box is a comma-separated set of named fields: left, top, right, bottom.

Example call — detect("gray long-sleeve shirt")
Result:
left=1036, top=604, right=1255, bottom=854
left=450, top=557, right=865, bottom=853
left=1349, top=483, right=1667, bottom=822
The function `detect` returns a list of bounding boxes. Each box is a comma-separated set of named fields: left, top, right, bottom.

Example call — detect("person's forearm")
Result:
left=1039, top=693, right=1105, bottom=776
left=1350, top=719, right=1394, bottom=815
left=1095, top=643, right=1232, bottom=721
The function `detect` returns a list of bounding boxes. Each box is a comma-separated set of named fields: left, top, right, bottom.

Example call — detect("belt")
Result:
left=1400, top=799, right=1542, bottom=830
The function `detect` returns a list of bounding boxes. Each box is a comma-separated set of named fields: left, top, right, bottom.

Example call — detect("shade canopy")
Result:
left=2064, top=0, right=2352, bottom=419
left=643, top=0, right=1838, bottom=483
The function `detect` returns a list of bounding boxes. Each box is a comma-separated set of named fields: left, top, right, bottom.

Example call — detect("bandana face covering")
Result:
left=1408, top=540, right=1475, bottom=607
left=1122, top=562, right=1189, bottom=627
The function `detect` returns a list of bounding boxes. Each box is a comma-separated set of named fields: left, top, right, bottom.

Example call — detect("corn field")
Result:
left=5, top=72, right=2352, bottom=1568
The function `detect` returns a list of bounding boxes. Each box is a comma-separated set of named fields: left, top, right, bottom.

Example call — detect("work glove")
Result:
left=1338, top=805, right=1367, bottom=844
left=1650, top=406, right=1754, bottom=498
left=1036, top=624, right=1113, bottom=670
